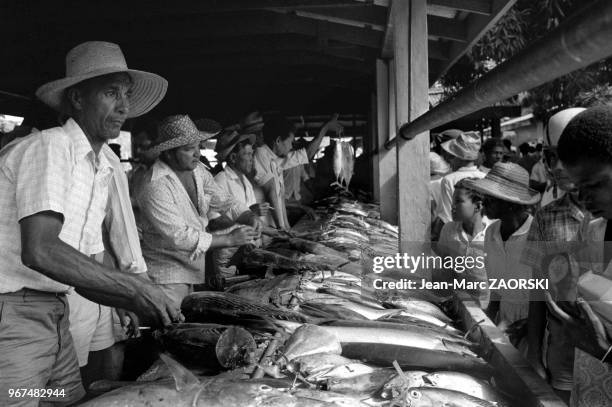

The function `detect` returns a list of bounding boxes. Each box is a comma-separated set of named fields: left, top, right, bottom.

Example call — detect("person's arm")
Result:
left=437, top=177, right=453, bottom=224
left=20, top=211, right=178, bottom=327
left=260, top=178, right=286, bottom=229
left=305, top=115, right=343, bottom=160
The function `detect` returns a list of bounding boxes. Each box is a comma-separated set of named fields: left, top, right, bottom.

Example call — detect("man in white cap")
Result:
left=0, top=41, right=180, bottom=405
left=520, top=108, right=586, bottom=403
left=137, top=115, right=261, bottom=306
left=434, top=131, right=486, bottom=237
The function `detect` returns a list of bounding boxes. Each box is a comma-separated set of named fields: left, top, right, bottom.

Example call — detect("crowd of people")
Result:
left=0, top=41, right=343, bottom=406
left=430, top=109, right=612, bottom=406
left=1, top=39, right=611, bottom=407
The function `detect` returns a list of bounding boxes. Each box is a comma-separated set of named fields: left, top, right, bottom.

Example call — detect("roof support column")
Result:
left=394, top=0, right=430, bottom=256
left=375, top=58, right=397, bottom=221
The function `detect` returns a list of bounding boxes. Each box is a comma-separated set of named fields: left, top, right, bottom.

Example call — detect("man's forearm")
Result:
left=26, top=239, right=143, bottom=310
left=306, top=125, right=328, bottom=159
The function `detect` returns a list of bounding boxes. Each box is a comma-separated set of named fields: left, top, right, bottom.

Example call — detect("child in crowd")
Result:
left=436, top=178, right=490, bottom=305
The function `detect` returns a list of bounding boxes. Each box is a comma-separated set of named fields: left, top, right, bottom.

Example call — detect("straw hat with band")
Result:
left=148, top=115, right=213, bottom=155
left=240, top=111, right=264, bottom=134
left=440, top=132, right=481, bottom=161
left=430, top=152, right=451, bottom=175
left=215, top=130, right=256, bottom=161
left=462, top=162, right=541, bottom=206
left=36, top=41, right=167, bottom=118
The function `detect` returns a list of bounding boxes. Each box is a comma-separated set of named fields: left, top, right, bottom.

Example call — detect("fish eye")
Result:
left=410, top=390, right=421, bottom=399
left=259, top=385, right=272, bottom=392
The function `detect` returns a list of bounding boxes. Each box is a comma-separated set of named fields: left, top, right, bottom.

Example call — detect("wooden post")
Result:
left=395, top=0, right=430, bottom=257
left=371, top=91, right=380, bottom=202
left=377, top=59, right=397, bottom=223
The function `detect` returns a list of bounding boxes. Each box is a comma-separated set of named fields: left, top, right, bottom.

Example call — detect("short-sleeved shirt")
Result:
left=137, top=160, right=238, bottom=285
left=0, top=119, right=114, bottom=293
left=437, top=166, right=486, bottom=224
left=252, top=145, right=308, bottom=225
left=284, top=164, right=309, bottom=201
left=213, top=165, right=255, bottom=221
left=484, top=215, right=534, bottom=324
left=570, top=216, right=612, bottom=407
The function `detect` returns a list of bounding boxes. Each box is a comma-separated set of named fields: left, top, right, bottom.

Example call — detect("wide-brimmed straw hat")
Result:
left=35, top=41, right=167, bottom=118
left=240, top=111, right=264, bottom=134
left=462, top=162, right=541, bottom=205
left=148, top=115, right=212, bottom=155
left=215, top=130, right=256, bottom=161
left=441, top=132, right=481, bottom=161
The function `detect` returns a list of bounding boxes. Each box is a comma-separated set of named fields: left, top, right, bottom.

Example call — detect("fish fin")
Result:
left=159, top=353, right=201, bottom=391
left=421, top=373, right=436, bottom=385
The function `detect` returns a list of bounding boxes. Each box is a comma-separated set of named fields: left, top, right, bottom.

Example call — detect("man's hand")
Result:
left=229, top=226, right=260, bottom=246
left=545, top=292, right=611, bottom=360
left=250, top=202, right=273, bottom=217
left=132, top=283, right=184, bottom=328
left=116, top=309, right=140, bottom=338
left=323, top=113, right=343, bottom=135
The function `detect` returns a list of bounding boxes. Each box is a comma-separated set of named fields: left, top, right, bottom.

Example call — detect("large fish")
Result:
left=181, top=292, right=310, bottom=324
left=287, top=353, right=355, bottom=379
left=154, top=323, right=256, bottom=369
left=81, top=354, right=353, bottom=407
left=379, top=371, right=428, bottom=399
left=307, top=362, right=377, bottom=382
left=421, top=372, right=509, bottom=405
left=404, top=387, right=498, bottom=407
left=382, top=298, right=451, bottom=323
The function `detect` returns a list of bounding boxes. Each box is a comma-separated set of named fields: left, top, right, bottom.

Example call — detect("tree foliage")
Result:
left=440, top=0, right=611, bottom=120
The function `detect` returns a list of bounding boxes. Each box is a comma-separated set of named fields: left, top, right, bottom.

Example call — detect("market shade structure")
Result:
left=0, top=0, right=515, bottom=119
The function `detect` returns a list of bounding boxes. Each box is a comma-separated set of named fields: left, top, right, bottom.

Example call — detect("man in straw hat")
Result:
left=519, top=108, right=586, bottom=402
left=434, top=131, right=485, bottom=239
left=208, top=129, right=272, bottom=288
left=137, top=115, right=261, bottom=306
left=0, top=41, right=179, bottom=405
left=463, top=162, right=540, bottom=331
left=545, top=105, right=612, bottom=407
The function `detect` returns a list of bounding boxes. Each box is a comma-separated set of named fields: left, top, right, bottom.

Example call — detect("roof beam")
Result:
left=427, top=0, right=492, bottom=15
left=432, top=0, right=516, bottom=83
left=265, top=5, right=388, bottom=28
left=427, top=16, right=467, bottom=42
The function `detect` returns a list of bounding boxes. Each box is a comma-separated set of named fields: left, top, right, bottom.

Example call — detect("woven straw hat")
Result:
left=441, top=132, right=481, bottom=161
left=544, top=107, right=586, bottom=147
left=430, top=152, right=451, bottom=175
left=240, top=111, right=264, bottom=134
left=35, top=41, right=167, bottom=118
left=148, top=115, right=212, bottom=155
left=215, top=130, right=256, bottom=161
left=462, top=162, right=541, bottom=205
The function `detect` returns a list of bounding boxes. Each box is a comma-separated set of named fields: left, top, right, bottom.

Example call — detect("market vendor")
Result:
left=252, top=114, right=342, bottom=230
left=547, top=105, right=612, bottom=407
left=209, top=129, right=272, bottom=287
left=0, top=41, right=180, bottom=406
left=137, top=115, right=261, bottom=307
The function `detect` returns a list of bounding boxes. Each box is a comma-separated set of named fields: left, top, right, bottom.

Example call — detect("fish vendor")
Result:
left=547, top=105, right=612, bottom=407
left=137, top=115, right=261, bottom=307
left=210, top=128, right=271, bottom=287
left=252, top=114, right=343, bottom=230
left=463, top=162, right=540, bottom=330
left=520, top=108, right=587, bottom=403
left=0, top=41, right=181, bottom=406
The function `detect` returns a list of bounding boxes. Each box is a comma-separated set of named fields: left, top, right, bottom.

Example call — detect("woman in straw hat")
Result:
left=462, top=162, right=540, bottom=332
left=137, top=115, right=261, bottom=307
left=0, top=41, right=177, bottom=405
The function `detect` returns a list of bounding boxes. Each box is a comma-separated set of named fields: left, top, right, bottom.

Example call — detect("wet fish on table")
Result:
left=403, top=387, right=498, bottom=407
left=382, top=298, right=451, bottom=323
left=298, top=301, right=369, bottom=320
left=181, top=292, right=310, bottom=324
left=281, top=324, right=342, bottom=363
left=82, top=354, right=346, bottom=407
left=379, top=371, right=428, bottom=399
left=287, top=353, right=355, bottom=378
left=421, top=372, right=509, bottom=405
left=325, top=369, right=395, bottom=395
left=306, top=362, right=377, bottom=382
